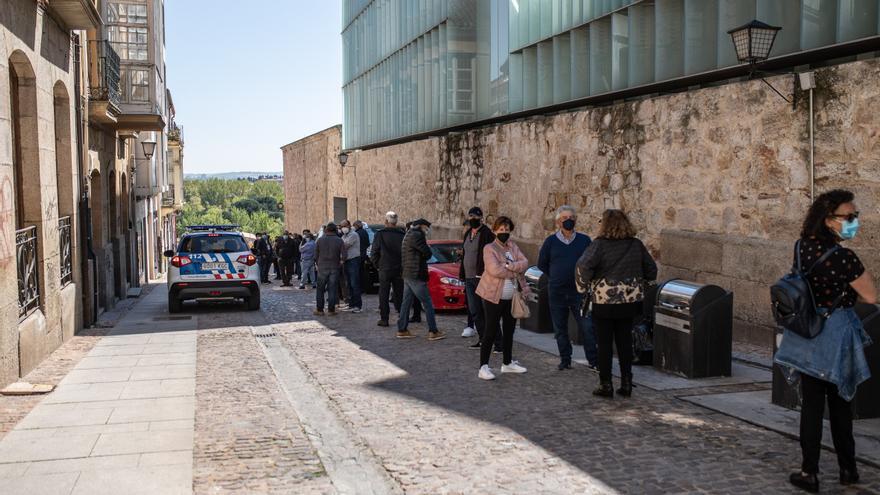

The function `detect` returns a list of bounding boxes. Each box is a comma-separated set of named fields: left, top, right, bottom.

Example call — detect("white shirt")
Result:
left=556, top=230, right=577, bottom=245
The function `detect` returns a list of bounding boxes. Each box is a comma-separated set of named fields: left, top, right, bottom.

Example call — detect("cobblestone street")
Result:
left=2, top=282, right=880, bottom=494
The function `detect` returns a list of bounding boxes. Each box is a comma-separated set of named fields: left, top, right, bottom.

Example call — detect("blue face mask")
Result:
left=836, top=217, right=860, bottom=240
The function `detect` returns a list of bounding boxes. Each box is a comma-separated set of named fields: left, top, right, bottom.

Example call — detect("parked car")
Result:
left=426, top=240, right=466, bottom=311
left=164, top=225, right=260, bottom=313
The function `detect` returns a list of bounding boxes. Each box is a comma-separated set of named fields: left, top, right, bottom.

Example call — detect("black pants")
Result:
left=481, top=299, right=515, bottom=366
left=594, top=316, right=633, bottom=383
left=279, top=258, right=295, bottom=285
left=259, top=256, right=272, bottom=282
left=378, top=271, right=403, bottom=322
left=800, top=373, right=856, bottom=474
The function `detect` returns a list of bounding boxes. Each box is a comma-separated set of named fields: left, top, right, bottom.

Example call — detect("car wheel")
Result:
left=168, top=295, right=182, bottom=314
left=247, top=293, right=261, bottom=311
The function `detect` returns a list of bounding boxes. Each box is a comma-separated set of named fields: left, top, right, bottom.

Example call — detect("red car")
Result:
left=427, top=240, right=466, bottom=311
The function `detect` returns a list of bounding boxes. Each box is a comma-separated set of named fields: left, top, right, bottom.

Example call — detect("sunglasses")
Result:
left=830, top=211, right=860, bottom=223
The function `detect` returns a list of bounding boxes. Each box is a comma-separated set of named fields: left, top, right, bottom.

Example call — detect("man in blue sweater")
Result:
left=537, top=205, right=597, bottom=370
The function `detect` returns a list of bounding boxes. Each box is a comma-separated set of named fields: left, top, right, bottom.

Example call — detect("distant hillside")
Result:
left=185, top=171, right=283, bottom=181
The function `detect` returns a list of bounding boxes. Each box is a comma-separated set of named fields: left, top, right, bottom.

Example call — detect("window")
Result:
left=179, top=235, right=249, bottom=254
left=107, top=3, right=147, bottom=24
left=108, top=26, right=148, bottom=60
left=450, top=56, right=475, bottom=113
left=130, top=69, right=149, bottom=101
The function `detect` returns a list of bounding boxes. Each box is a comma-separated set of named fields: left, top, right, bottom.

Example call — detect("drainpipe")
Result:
left=809, top=87, right=815, bottom=203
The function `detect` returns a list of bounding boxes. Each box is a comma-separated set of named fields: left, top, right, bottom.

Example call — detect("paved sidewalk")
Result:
left=0, top=286, right=195, bottom=495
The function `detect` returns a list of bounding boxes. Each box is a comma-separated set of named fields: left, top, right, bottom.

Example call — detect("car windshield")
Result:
left=179, top=234, right=248, bottom=254
left=428, top=243, right=462, bottom=264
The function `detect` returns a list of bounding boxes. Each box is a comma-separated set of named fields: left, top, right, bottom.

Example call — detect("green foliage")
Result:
left=179, top=179, right=284, bottom=238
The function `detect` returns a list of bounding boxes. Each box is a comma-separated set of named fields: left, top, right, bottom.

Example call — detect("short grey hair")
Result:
left=385, top=211, right=398, bottom=224
left=555, top=205, right=577, bottom=221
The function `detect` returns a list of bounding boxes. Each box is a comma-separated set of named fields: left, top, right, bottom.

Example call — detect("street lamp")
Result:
left=141, top=139, right=157, bottom=160
left=338, top=152, right=349, bottom=167
left=727, top=20, right=793, bottom=106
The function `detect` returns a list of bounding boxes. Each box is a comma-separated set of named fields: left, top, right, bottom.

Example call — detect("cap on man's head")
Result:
left=325, top=222, right=337, bottom=232
left=411, top=218, right=431, bottom=227
left=468, top=206, right=483, bottom=217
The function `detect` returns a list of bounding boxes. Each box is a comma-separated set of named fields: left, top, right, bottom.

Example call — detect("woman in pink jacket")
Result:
left=475, top=216, right=531, bottom=380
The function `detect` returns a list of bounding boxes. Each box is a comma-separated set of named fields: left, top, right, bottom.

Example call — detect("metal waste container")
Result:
left=653, top=280, right=733, bottom=378
left=773, top=303, right=880, bottom=419
left=519, top=266, right=582, bottom=343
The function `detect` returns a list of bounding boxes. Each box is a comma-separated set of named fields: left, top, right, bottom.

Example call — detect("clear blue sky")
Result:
left=165, top=1, right=342, bottom=174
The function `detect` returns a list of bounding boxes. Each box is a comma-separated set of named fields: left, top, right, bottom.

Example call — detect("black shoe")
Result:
left=409, top=316, right=421, bottom=323
left=617, top=376, right=633, bottom=397
left=840, top=468, right=860, bottom=486
left=558, top=361, right=572, bottom=371
left=592, top=381, right=614, bottom=398
left=469, top=341, right=482, bottom=349
left=789, top=472, right=819, bottom=493
left=377, top=320, right=389, bottom=327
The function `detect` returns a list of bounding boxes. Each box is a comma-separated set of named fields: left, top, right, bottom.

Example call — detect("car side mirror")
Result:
left=163, top=249, right=174, bottom=257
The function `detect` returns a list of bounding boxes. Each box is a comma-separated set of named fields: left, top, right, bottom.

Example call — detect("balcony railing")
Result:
left=16, top=226, right=40, bottom=319
left=88, top=40, right=121, bottom=109
left=59, top=216, right=72, bottom=287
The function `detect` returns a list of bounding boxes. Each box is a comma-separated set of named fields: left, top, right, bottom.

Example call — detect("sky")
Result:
left=165, top=1, right=343, bottom=174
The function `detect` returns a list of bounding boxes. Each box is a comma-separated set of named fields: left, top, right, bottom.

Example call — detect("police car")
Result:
left=164, top=225, right=260, bottom=313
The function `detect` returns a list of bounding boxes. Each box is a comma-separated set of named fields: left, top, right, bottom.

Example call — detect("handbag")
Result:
left=511, top=277, right=530, bottom=319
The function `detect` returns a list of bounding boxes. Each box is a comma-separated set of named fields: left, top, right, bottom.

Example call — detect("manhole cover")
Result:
left=254, top=332, right=277, bottom=338
left=153, top=316, right=193, bottom=321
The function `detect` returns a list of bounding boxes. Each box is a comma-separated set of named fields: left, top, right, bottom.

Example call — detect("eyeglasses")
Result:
left=830, top=211, right=860, bottom=222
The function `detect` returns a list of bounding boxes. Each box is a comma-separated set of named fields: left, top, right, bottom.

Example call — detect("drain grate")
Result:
left=254, top=332, right=277, bottom=339
left=153, top=316, right=193, bottom=321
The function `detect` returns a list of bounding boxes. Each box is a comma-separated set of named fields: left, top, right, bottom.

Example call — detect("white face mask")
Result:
left=341, top=227, right=350, bottom=234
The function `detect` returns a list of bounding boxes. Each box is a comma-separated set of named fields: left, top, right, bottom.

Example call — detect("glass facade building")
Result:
left=342, top=0, right=880, bottom=150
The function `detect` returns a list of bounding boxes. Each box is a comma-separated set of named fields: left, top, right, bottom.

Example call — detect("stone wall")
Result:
left=282, top=57, right=880, bottom=346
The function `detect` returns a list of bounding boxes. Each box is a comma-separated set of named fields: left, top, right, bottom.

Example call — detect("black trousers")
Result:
left=279, top=258, right=295, bottom=285
left=594, top=316, right=633, bottom=383
left=481, top=299, right=515, bottom=366
left=799, top=373, right=856, bottom=474
left=378, top=270, right=403, bottom=322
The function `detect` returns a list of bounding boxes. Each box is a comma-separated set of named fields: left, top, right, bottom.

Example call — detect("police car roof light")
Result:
left=185, top=225, right=241, bottom=232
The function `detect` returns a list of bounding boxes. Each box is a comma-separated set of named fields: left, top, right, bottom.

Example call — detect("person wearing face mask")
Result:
left=254, top=233, right=273, bottom=284
left=396, top=219, right=446, bottom=341
left=475, top=216, right=530, bottom=380
left=538, top=205, right=597, bottom=370
left=299, top=233, right=317, bottom=290
left=276, top=231, right=297, bottom=287
left=459, top=207, right=498, bottom=351
left=339, top=219, right=363, bottom=313
left=774, top=189, right=877, bottom=493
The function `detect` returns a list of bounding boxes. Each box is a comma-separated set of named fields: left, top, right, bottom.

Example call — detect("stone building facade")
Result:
left=283, top=57, right=880, bottom=347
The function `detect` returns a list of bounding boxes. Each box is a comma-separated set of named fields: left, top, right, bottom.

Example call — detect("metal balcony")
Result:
left=17, top=226, right=40, bottom=319
left=59, top=216, right=73, bottom=287
left=88, top=40, right=121, bottom=125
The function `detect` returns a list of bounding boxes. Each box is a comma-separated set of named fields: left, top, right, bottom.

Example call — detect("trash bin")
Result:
left=519, top=266, right=582, bottom=343
left=653, top=280, right=733, bottom=378
left=772, top=303, right=880, bottom=419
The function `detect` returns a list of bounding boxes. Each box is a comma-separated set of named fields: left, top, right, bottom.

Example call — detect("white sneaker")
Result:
left=478, top=365, right=496, bottom=380
left=501, top=361, right=527, bottom=374
left=350, top=308, right=362, bottom=313
left=461, top=326, right=476, bottom=338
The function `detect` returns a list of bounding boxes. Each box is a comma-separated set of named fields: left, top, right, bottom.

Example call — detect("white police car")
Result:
left=164, top=225, right=260, bottom=313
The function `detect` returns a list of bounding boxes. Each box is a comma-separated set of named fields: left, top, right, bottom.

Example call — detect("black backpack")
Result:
left=770, top=240, right=844, bottom=339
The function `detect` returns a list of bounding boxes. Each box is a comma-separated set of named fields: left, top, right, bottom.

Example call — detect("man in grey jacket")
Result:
left=314, top=223, right=346, bottom=315
left=340, top=219, right=362, bottom=313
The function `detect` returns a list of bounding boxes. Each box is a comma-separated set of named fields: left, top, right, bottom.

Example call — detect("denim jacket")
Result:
left=774, top=307, right=872, bottom=401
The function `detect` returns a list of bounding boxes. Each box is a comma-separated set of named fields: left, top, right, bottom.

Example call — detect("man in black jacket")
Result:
left=276, top=231, right=297, bottom=287
left=370, top=212, right=406, bottom=327
left=396, top=219, right=445, bottom=341
left=254, top=233, right=273, bottom=284
left=460, top=206, right=496, bottom=349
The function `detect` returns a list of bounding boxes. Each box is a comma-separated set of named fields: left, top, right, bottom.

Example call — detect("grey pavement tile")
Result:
left=71, top=465, right=191, bottom=495
left=91, top=430, right=194, bottom=456
left=1, top=472, right=79, bottom=495
left=44, top=422, right=150, bottom=437
left=15, top=405, right=113, bottom=430
left=129, top=364, right=196, bottom=381
left=73, top=355, right=140, bottom=370
left=138, top=450, right=193, bottom=467
left=87, top=345, right=148, bottom=357
left=0, top=462, right=30, bottom=477
left=147, top=334, right=197, bottom=345
left=119, top=378, right=195, bottom=400
left=135, top=353, right=196, bottom=367
left=42, top=382, right=127, bottom=404
left=24, top=454, right=140, bottom=474
left=107, top=397, right=195, bottom=424
left=59, top=368, right=132, bottom=385
left=0, top=433, right=99, bottom=462
left=148, top=419, right=194, bottom=431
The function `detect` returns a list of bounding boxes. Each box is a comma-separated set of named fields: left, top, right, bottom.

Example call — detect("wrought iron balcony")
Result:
left=88, top=40, right=121, bottom=123
left=16, top=226, right=40, bottom=319
left=59, top=216, right=73, bottom=287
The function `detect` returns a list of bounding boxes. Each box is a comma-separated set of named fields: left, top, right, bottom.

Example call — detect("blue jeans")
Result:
left=465, top=278, right=485, bottom=338
left=398, top=278, right=437, bottom=332
left=344, top=257, right=362, bottom=309
left=549, top=288, right=597, bottom=364
left=301, top=262, right=316, bottom=286
left=316, top=269, right=340, bottom=312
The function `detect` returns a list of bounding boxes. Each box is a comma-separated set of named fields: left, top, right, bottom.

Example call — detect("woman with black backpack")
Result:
left=575, top=209, right=657, bottom=399
left=775, top=189, right=877, bottom=493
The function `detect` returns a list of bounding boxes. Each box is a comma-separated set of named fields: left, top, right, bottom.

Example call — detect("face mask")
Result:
left=496, top=233, right=510, bottom=243
left=836, top=217, right=860, bottom=240
left=561, top=219, right=576, bottom=231
left=468, top=218, right=481, bottom=228
left=283, top=235, right=289, bottom=240
left=341, top=227, right=350, bottom=234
